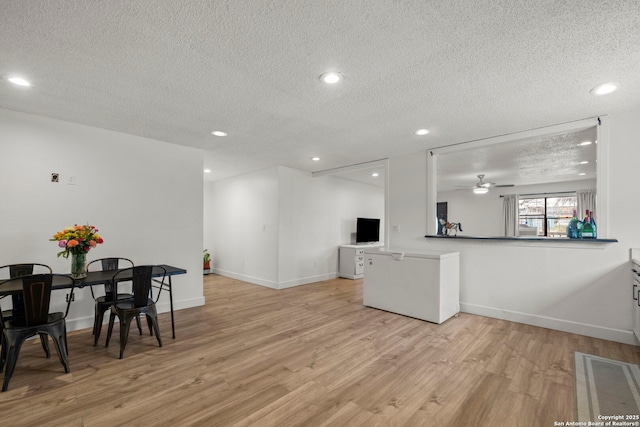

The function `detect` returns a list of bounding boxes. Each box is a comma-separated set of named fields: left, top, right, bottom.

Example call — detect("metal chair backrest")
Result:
left=87, top=258, right=134, bottom=273
left=0, top=263, right=52, bottom=280
left=112, top=266, right=166, bottom=308
left=87, top=258, right=134, bottom=299
left=0, top=274, right=75, bottom=326
left=132, top=266, right=153, bottom=308
left=22, top=274, right=52, bottom=325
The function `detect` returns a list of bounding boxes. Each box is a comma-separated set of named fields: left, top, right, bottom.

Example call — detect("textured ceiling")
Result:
left=1, top=1, right=639, bottom=182
left=437, top=126, right=598, bottom=191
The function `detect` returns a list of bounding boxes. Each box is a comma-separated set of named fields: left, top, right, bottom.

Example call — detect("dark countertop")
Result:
left=425, top=235, right=618, bottom=243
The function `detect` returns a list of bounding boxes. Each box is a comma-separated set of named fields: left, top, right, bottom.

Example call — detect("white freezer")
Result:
left=363, top=248, right=460, bottom=324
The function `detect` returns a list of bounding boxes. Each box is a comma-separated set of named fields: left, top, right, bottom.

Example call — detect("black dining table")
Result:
left=0, top=264, right=186, bottom=339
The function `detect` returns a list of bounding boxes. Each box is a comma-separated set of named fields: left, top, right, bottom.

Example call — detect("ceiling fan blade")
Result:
left=456, top=176, right=509, bottom=189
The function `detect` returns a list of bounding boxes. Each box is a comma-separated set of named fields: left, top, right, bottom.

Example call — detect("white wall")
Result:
left=206, top=165, right=385, bottom=288
left=438, top=179, right=597, bottom=236
left=0, top=109, right=205, bottom=331
left=278, top=167, right=385, bottom=288
left=387, top=152, right=428, bottom=247
left=207, top=167, right=280, bottom=287
left=387, top=108, right=640, bottom=344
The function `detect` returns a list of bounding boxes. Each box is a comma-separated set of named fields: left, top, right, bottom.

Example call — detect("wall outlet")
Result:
left=392, top=225, right=400, bottom=232
left=65, top=293, right=75, bottom=302
left=51, top=173, right=59, bottom=183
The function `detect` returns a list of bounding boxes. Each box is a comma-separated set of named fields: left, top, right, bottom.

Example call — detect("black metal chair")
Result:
left=86, top=258, right=142, bottom=346
left=0, top=273, right=75, bottom=392
left=0, top=264, right=53, bottom=357
left=105, top=265, right=166, bottom=359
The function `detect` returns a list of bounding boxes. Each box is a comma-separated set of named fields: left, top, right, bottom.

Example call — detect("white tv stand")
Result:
left=338, top=244, right=383, bottom=279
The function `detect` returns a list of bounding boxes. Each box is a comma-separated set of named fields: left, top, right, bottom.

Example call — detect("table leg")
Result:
left=169, top=276, right=175, bottom=339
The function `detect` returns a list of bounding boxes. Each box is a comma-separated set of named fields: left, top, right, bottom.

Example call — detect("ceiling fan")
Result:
left=458, top=174, right=514, bottom=194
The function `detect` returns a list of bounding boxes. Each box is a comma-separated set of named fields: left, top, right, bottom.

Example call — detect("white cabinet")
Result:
left=339, top=244, right=382, bottom=279
left=363, top=248, right=460, bottom=324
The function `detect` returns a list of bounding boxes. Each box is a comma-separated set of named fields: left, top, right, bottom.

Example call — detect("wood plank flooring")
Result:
left=1, top=274, right=639, bottom=426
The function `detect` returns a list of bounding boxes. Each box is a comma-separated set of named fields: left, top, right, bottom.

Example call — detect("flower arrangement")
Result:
left=50, top=224, right=104, bottom=258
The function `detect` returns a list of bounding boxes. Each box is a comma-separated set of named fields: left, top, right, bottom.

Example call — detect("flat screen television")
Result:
left=356, top=217, right=380, bottom=243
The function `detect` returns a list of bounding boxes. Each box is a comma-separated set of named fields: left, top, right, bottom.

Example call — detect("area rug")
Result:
left=574, top=352, right=640, bottom=421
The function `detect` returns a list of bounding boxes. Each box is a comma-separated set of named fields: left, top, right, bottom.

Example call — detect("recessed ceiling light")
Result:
left=578, top=161, right=589, bottom=165
left=415, top=129, right=430, bottom=136
left=320, top=72, right=342, bottom=84
left=5, top=76, right=31, bottom=87
left=578, top=173, right=587, bottom=176
left=473, top=187, right=489, bottom=194
left=590, top=82, right=619, bottom=96
left=204, top=169, right=211, bottom=173
left=311, top=157, right=320, bottom=161
left=578, top=141, right=592, bottom=146
left=211, top=131, right=227, bottom=137
left=371, top=172, right=379, bottom=177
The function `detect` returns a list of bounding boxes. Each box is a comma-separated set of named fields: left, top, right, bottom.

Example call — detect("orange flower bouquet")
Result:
left=50, top=224, right=104, bottom=258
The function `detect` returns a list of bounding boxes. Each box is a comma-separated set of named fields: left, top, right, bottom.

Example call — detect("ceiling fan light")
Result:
left=473, top=187, right=489, bottom=194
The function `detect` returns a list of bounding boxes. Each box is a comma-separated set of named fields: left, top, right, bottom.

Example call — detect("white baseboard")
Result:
left=212, top=268, right=278, bottom=289
left=461, top=302, right=637, bottom=345
left=277, top=272, right=337, bottom=289
left=156, top=296, right=205, bottom=312
left=212, top=269, right=337, bottom=290
left=65, top=296, right=206, bottom=333
left=66, top=316, right=95, bottom=333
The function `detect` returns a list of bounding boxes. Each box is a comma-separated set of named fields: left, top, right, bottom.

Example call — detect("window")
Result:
left=519, top=195, right=577, bottom=237
left=426, top=118, right=608, bottom=238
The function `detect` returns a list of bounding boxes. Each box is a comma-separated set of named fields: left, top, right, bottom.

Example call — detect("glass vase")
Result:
left=70, top=252, right=87, bottom=279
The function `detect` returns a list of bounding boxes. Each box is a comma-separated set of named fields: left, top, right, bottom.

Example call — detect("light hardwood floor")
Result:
left=1, top=274, right=639, bottom=426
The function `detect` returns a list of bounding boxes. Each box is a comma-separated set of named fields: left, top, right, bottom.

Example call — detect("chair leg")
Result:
left=146, top=314, right=154, bottom=336
left=94, top=317, right=103, bottom=347
left=94, top=304, right=110, bottom=346
left=50, top=332, right=70, bottom=374
left=118, top=312, right=133, bottom=359
left=2, top=335, right=24, bottom=392
left=148, top=310, right=163, bottom=348
left=0, top=333, right=6, bottom=373
left=64, top=326, right=69, bottom=356
left=63, top=322, right=69, bottom=358
left=105, top=311, right=116, bottom=348
left=135, top=315, right=143, bottom=335
left=39, top=333, right=50, bottom=358
left=92, top=304, right=99, bottom=336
